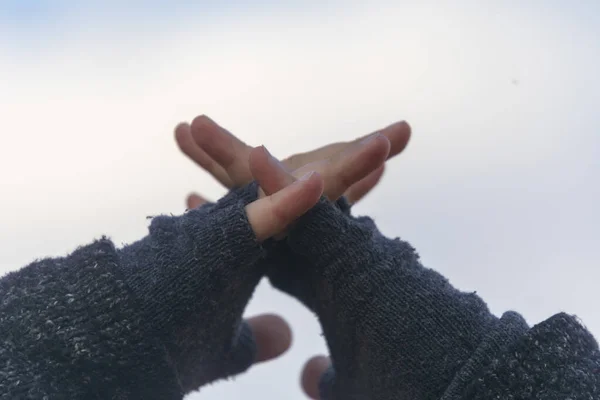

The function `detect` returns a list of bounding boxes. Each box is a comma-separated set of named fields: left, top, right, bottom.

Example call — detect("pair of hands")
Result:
left=175, top=115, right=411, bottom=398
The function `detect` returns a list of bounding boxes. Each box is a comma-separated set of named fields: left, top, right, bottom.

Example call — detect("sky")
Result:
left=1, top=1, right=599, bottom=399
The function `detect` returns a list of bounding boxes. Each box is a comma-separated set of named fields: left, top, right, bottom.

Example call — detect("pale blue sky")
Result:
left=1, top=1, right=599, bottom=399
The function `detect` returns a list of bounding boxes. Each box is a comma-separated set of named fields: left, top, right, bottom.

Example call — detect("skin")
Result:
left=175, top=115, right=411, bottom=398
left=175, top=115, right=411, bottom=207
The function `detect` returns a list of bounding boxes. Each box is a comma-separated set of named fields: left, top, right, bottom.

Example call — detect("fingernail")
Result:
left=387, top=120, right=406, bottom=129
left=361, top=132, right=382, bottom=144
left=176, top=122, right=190, bottom=130
left=298, top=171, right=316, bottom=181
left=263, top=146, right=285, bottom=168
left=262, top=145, right=275, bottom=160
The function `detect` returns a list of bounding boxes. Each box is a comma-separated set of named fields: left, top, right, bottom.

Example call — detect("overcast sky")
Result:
left=1, top=1, right=599, bottom=399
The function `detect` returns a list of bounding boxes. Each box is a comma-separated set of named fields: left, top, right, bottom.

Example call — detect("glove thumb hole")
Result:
left=319, top=365, right=336, bottom=400
left=216, top=321, right=257, bottom=379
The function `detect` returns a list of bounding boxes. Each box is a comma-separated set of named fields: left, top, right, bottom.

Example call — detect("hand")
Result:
left=187, top=133, right=390, bottom=242
left=175, top=114, right=411, bottom=208
left=175, top=115, right=409, bottom=398
left=252, top=145, right=494, bottom=399
left=172, top=195, right=296, bottom=371
left=163, top=131, right=391, bottom=394
left=220, top=138, right=389, bottom=394
left=247, top=135, right=391, bottom=240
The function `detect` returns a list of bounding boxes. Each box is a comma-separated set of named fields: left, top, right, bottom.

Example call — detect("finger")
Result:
left=352, top=120, right=411, bottom=160
left=190, top=115, right=254, bottom=187
left=324, top=133, right=391, bottom=201
left=301, top=355, right=331, bottom=399
left=385, top=120, right=411, bottom=158
left=175, top=122, right=233, bottom=187
left=186, top=193, right=210, bottom=209
left=343, top=121, right=409, bottom=205
left=246, top=149, right=324, bottom=241
left=246, top=173, right=324, bottom=242
left=249, top=146, right=295, bottom=196
left=245, top=314, right=292, bottom=363
left=343, top=164, right=385, bottom=204
left=283, top=120, right=411, bottom=171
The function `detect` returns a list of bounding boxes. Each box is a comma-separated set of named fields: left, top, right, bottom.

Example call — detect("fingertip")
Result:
left=387, top=120, right=411, bottom=133
left=367, top=132, right=392, bottom=162
left=301, top=355, right=331, bottom=399
left=246, top=314, right=293, bottom=363
left=174, top=122, right=190, bottom=138
left=248, top=146, right=268, bottom=181
left=190, top=114, right=214, bottom=129
left=186, top=193, right=207, bottom=209
left=385, top=120, right=412, bottom=157
left=190, top=115, right=220, bottom=145
left=400, top=120, right=412, bottom=149
left=375, top=130, right=393, bottom=148
left=303, top=171, right=325, bottom=200
left=174, top=122, right=192, bottom=149
left=186, top=194, right=195, bottom=209
left=249, top=145, right=269, bottom=168
left=400, top=120, right=412, bottom=135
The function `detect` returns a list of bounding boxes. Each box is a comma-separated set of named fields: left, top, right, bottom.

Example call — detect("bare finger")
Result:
left=191, top=115, right=254, bottom=186
left=301, top=355, right=331, bottom=399
left=186, top=193, right=210, bottom=210
left=344, top=164, right=385, bottom=204
left=175, top=122, right=233, bottom=187
left=245, top=148, right=324, bottom=241
left=245, top=314, right=292, bottom=363
left=284, top=120, right=411, bottom=171
left=324, top=133, right=390, bottom=201
left=353, top=120, right=411, bottom=159
left=383, top=120, right=411, bottom=159
left=249, top=146, right=295, bottom=196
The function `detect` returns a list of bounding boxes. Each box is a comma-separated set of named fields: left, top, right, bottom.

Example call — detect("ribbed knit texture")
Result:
left=0, top=184, right=265, bottom=398
left=119, top=184, right=265, bottom=391
left=0, top=239, right=183, bottom=399
left=268, top=198, right=600, bottom=400
left=1, top=189, right=599, bottom=399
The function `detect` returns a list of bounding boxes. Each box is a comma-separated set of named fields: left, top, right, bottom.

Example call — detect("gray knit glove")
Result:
left=269, top=198, right=504, bottom=399
left=119, top=183, right=265, bottom=392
